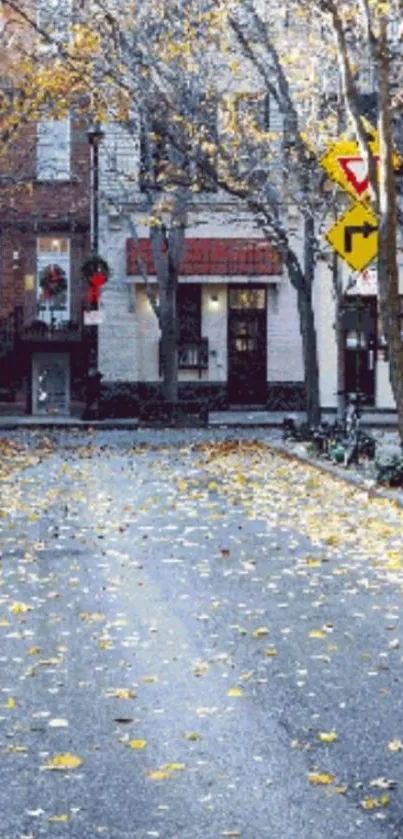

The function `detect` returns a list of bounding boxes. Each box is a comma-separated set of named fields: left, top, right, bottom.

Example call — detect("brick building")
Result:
left=0, top=116, right=92, bottom=415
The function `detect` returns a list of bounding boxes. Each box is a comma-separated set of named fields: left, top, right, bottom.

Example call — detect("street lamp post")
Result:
left=84, top=123, right=104, bottom=419
left=88, top=123, right=104, bottom=255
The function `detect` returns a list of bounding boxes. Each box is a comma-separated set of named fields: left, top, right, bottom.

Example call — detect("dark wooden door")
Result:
left=228, top=287, right=267, bottom=406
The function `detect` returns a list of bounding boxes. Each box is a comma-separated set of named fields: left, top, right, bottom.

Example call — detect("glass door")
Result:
left=32, top=353, right=70, bottom=415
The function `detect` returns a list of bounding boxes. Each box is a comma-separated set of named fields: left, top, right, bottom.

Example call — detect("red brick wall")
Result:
left=0, top=119, right=91, bottom=319
left=127, top=237, right=283, bottom=277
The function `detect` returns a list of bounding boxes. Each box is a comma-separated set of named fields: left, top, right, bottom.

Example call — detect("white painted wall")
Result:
left=98, top=283, right=137, bottom=381
left=266, top=279, right=304, bottom=382
left=377, top=363, right=395, bottom=408
left=135, top=286, right=160, bottom=382
left=202, top=284, right=227, bottom=382
left=314, top=261, right=338, bottom=408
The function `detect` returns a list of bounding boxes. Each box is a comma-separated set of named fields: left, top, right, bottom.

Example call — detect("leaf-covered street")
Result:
left=2, top=430, right=403, bottom=838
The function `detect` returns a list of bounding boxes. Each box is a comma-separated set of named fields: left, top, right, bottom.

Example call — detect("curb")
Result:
left=0, top=420, right=398, bottom=431
left=0, top=421, right=141, bottom=431
left=266, top=439, right=403, bottom=510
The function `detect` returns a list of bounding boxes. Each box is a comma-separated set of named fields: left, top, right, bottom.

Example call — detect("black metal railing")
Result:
left=0, top=306, right=23, bottom=360
left=159, top=338, right=209, bottom=378
left=0, top=304, right=84, bottom=353
left=18, top=317, right=83, bottom=342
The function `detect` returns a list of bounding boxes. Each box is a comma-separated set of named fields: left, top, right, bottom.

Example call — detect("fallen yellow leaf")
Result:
left=161, top=762, right=185, bottom=772
left=43, top=753, right=82, bottom=771
left=28, top=646, right=40, bottom=655
left=252, top=627, right=270, bottom=638
left=227, top=687, right=243, bottom=698
left=361, top=797, right=378, bottom=810
left=48, top=814, right=70, bottom=822
left=177, top=479, right=188, bottom=491
left=5, top=697, right=16, bottom=709
left=107, top=689, right=136, bottom=700
left=147, top=769, right=170, bottom=780
left=388, top=739, right=403, bottom=752
left=126, top=739, right=147, bottom=750
left=10, top=602, right=32, bottom=615
left=309, top=630, right=326, bottom=639
left=99, top=639, right=112, bottom=649
left=265, top=647, right=278, bottom=657
left=308, top=772, right=334, bottom=785
left=239, top=671, right=254, bottom=681
left=79, top=612, right=105, bottom=623
left=183, top=732, right=202, bottom=741
left=142, top=675, right=158, bottom=683
left=317, top=731, right=337, bottom=744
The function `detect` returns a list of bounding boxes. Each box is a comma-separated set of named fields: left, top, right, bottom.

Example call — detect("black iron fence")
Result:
left=159, top=338, right=209, bottom=378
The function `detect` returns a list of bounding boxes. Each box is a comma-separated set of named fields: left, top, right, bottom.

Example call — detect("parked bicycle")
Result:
left=282, top=390, right=375, bottom=466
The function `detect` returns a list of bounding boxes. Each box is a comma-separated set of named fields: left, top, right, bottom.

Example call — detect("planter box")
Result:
left=139, top=400, right=208, bottom=427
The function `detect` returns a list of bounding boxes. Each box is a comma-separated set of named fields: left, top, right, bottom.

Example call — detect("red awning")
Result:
left=126, top=237, right=282, bottom=277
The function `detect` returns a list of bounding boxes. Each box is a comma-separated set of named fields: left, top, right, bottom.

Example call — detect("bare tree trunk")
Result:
left=296, top=284, right=321, bottom=426
left=150, top=190, right=187, bottom=408
left=285, top=238, right=321, bottom=425
left=159, top=272, right=178, bottom=404
left=378, top=17, right=403, bottom=444
left=299, top=213, right=321, bottom=426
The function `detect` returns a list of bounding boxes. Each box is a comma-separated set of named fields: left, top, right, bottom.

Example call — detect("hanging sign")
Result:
left=84, top=311, right=105, bottom=326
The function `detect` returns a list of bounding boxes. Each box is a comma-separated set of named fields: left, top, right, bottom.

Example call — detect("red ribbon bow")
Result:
left=87, top=272, right=107, bottom=305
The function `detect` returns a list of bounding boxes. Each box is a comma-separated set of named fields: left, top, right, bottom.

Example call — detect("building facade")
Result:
left=315, top=261, right=403, bottom=414
left=0, top=116, right=92, bottom=416
left=97, top=197, right=306, bottom=416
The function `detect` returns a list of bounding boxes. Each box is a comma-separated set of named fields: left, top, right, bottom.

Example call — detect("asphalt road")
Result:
left=1, top=429, right=403, bottom=839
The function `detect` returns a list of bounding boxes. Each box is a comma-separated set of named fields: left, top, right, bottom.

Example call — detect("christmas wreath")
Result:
left=39, top=264, right=68, bottom=300
left=82, top=253, right=110, bottom=281
left=82, top=253, right=110, bottom=307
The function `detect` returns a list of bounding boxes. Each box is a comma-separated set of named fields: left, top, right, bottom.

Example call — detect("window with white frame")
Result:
left=37, top=117, right=71, bottom=181
left=37, top=237, right=70, bottom=324
left=102, top=121, right=139, bottom=194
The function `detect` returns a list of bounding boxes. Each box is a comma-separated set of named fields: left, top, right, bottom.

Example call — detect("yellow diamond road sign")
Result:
left=320, top=139, right=379, bottom=202
left=320, top=119, right=402, bottom=202
left=325, top=204, right=378, bottom=273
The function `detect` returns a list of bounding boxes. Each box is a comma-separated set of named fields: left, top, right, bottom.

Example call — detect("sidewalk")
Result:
left=209, top=409, right=400, bottom=428
left=0, top=408, right=399, bottom=429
